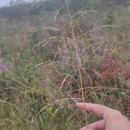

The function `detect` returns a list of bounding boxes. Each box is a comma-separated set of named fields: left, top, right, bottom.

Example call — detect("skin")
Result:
left=76, top=103, right=130, bottom=130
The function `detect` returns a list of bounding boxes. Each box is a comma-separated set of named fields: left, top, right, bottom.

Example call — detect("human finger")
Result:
left=87, top=120, right=105, bottom=130
left=79, top=127, right=93, bottom=130
left=79, top=120, right=105, bottom=130
left=76, top=103, right=111, bottom=118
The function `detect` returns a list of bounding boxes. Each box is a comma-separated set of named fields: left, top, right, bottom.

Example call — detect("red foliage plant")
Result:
left=94, top=54, right=122, bottom=83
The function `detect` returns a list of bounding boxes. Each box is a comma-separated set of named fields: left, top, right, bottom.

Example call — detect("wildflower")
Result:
left=29, top=27, right=38, bottom=34
left=110, top=48, right=117, bottom=54
left=47, top=107, right=53, bottom=113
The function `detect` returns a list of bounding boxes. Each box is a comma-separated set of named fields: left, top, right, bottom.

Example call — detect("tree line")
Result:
left=0, top=0, right=129, bottom=20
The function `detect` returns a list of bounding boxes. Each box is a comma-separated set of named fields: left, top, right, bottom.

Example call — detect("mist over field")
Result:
left=0, top=0, right=130, bottom=130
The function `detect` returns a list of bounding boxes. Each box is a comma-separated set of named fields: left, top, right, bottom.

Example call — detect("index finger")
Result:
left=76, top=103, right=112, bottom=118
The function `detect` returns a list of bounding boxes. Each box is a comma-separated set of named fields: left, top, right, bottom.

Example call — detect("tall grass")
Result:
left=0, top=1, right=130, bottom=130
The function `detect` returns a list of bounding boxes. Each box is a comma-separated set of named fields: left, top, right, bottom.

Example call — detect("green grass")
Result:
left=0, top=2, right=130, bottom=130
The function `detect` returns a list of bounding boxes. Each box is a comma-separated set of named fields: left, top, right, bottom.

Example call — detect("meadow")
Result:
left=0, top=1, right=130, bottom=130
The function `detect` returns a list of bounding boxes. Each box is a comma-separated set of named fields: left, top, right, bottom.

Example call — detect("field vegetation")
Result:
left=0, top=0, right=130, bottom=129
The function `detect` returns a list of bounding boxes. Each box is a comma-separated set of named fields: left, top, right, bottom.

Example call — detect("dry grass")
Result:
left=0, top=1, right=130, bottom=130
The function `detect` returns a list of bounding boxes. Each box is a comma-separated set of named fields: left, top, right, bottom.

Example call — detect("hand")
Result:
left=76, top=103, right=130, bottom=130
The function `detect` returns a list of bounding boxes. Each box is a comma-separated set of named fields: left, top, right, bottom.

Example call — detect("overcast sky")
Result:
left=0, top=0, right=10, bottom=6
left=0, top=0, right=32, bottom=7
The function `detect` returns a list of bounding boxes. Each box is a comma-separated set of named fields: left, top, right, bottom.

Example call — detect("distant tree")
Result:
left=9, top=0, right=15, bottom=6
left=69, top=0, right=88, bottom=11
left=15, top=0, right=25, bottom=5
left=0, top=3, right=30, bottom=20
left=103, top=0, right=129, bottom=6
left=9, top=0, right=26, bottom=6
left=29, top=1, right=62, bottom=15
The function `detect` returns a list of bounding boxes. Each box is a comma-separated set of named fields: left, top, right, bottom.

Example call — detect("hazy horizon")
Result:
left=0, top=0, right=10, bottom=6
left=0, top=0, right=33, bottom=7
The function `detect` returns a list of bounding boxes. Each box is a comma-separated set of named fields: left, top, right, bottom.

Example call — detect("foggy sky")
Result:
left=0, top=0, right=32, bottom=7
